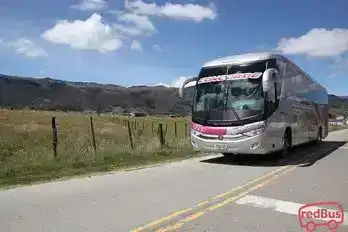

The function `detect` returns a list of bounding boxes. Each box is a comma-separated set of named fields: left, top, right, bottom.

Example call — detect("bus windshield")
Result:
left=193, top=60, right=269, bottom=126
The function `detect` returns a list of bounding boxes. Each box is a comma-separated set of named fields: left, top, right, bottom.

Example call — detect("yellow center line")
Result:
left=130, top=144, right=334, bottom=232
left=156, top=165, right=298, bottom=232
left=154, top=144, right=335, bottom=232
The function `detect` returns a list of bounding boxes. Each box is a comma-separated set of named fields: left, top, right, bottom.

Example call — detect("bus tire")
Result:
left=315, top=127, right=322, bottom=144
left=280, top=129, right=291, bottom=158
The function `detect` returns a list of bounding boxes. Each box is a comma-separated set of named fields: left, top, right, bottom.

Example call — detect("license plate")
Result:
left=214, top=143, right=228, bottom=150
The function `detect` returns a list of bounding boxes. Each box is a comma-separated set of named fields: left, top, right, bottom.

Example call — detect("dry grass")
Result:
left=0, top=109, right=198, bottom=188
left=1, top=108, right=345, bottom=188
left=328, top=124, right=348, bottom=132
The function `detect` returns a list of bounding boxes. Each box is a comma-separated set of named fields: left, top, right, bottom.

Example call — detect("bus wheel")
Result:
left=316, top=127, right=322, bottom=144
left=280, top=130, right=291, bottom=158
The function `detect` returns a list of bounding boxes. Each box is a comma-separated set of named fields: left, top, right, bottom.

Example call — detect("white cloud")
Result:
left=155, top=76, right=196, bottom=88
left=152, top=44, right=162, bottom=52
left=130, top=40, right=143, bottom=51
left=71, top=0, right=107, bottom=11
left=276, top=28, right=348, bottom=58
left=125, top=0, right=217, bottom=22
left=171, top=76, right=196, bottom=87
left=328, top=57, right=348, bottom=78
left=8, top=38, right=47, bottom=58
left=153, top=83, right=171, bottom=88
left=39, top=69, right=50, bottom=75
left=116, top=12, right=156, bottom=36
left=42, top=13, right=123, bottom=53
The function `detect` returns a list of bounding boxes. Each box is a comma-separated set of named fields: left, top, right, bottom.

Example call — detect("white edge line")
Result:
left=236, top=194, right=348, bottom=226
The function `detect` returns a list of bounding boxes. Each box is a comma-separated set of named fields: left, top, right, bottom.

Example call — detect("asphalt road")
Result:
left=1, top=129, right=347, bottom=232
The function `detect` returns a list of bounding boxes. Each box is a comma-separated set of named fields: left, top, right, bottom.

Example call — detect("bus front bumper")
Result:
left=190, top=131, right=282, bottom=155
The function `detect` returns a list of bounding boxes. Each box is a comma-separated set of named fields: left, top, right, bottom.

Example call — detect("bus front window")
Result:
left=192, top=59, right=271, bottom=126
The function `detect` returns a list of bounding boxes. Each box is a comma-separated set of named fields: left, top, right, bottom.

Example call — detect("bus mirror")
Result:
left=262, top=68, right=278, bottom=92
left=179, top=76, right=198, bottom=98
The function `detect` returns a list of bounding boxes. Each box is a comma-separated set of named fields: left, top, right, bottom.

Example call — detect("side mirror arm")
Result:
left=179, top=76, right=198, bottom=98
left=262, top=68, right=278, bottom=92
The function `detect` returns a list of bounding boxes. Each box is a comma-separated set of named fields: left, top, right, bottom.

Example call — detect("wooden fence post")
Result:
left=174, top=122, right=177, bottom=138
left=89, top=116, right=97, bottom=153
left=164, top=124, right=168, bottom=138
left=127, top=121, right=134, bottom=150
left=185, top=123, right=188, bottom=138
left=158, top=123, right=165, bottom=147
left=51, top=117, right=58, bottom=158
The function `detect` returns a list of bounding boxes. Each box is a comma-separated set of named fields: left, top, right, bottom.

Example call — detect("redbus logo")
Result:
left=298, top=202, right=344, bottom=231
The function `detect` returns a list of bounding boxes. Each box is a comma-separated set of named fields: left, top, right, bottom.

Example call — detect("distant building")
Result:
left=130, top=112, right=148, bottom=117
left=329, top=119, right=345, bottom=125
left=336, top=115, right=344, bottom=120
left=83, top=110, right=97, bottom=115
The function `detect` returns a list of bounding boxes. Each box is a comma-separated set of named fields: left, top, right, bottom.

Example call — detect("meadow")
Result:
left=0, top=109, right=198, bottom=187
left=1, top=108, right=347, bottom=188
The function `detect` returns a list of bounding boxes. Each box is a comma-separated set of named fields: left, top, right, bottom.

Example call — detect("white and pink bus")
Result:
left=178, top=52, right=328, bottom=157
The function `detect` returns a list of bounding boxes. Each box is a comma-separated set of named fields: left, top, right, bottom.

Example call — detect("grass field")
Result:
left=1, top=108, right=347, bottom=188
left=0, top=109, right=198, bottom=187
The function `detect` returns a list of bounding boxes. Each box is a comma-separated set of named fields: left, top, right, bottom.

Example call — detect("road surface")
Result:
left=1, top=129, right=347, bottom=232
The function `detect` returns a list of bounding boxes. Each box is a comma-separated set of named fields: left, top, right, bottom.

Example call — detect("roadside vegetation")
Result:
left=1, top=108, right=347, bottom=188
left=0, top=109, right=199, bottom=188
left=328, top=124, right=348, bottom=132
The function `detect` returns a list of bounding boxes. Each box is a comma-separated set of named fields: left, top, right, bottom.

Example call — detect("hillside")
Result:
left=0, top=74, right=194, bottom=115
left=0, top=74, right=347, bottom=116
left=328, top=94, right=348, bottom=117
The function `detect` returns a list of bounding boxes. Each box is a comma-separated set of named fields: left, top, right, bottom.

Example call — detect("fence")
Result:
left=50, top=116, right=191, bottom=158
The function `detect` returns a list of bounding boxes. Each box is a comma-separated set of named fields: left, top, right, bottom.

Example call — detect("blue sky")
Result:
left=0, top=0, right=348, bottom=95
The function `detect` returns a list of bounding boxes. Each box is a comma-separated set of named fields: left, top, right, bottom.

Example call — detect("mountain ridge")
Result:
left=0, top=74, right=193, bottom=115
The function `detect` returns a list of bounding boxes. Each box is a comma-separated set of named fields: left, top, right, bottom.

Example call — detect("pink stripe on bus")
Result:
left=191, top=122, right=227, bottom=135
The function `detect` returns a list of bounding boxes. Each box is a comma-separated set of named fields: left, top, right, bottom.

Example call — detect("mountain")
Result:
left=0, top=74, right=347, bottom=116
left=0, top=74, right=194, bottom=115
left=328, top=94, right=348, bottom=117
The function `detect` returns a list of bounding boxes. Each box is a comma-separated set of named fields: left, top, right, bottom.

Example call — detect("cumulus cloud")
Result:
left=276, top=28, right=348, bottom=58
left=130, top=40, right=143, bottom=51
left=42, top=1, right=218, bottom=53
left=152, top=44, right=163, bottom=52
left=125, top=0, right=217, bottom=22
left=71, top=0, right=107, bottom=11
left=115, top=12, right=156, bottom=36
left=171, top=76, right=196, bottom=87
left=41, top=13, right=123, bottom=53
left=8, top=38, right=47, bottom=58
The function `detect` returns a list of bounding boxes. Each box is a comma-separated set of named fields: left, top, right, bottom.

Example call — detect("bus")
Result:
left=178, top=52, right=328, bottom=157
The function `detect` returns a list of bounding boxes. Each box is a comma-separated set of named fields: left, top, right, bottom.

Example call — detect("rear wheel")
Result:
left=315, top=127, right=322, bottom=144
left=280, top=130, right=291, bottom=158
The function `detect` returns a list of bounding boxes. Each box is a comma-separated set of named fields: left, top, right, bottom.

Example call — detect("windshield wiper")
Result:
left=223, top=68, right=242, bottom=125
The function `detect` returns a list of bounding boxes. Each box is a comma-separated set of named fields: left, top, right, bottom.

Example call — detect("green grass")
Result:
left=0, top=109, right=198, bottom=188
left=328, top=124, right=348, bottom=132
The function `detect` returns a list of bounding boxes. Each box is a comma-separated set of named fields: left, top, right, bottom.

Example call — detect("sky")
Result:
left=0, top=0, right=348, bottom=95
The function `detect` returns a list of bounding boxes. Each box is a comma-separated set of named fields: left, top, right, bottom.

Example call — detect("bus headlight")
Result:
left=243, top=127, right=265, bottom=137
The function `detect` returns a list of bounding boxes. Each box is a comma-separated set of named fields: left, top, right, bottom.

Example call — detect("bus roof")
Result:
left=202, top=52, right=285, bottom=68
